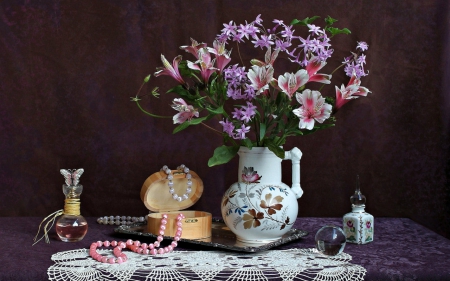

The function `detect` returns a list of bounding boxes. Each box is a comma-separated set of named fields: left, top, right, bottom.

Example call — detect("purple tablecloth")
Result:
left=2, top=217, right=450, bottom=281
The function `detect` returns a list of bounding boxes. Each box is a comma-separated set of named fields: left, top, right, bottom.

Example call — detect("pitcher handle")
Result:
left=284, top=147, right=303, bottom=199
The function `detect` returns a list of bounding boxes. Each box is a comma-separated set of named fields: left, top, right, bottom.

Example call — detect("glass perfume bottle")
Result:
left=343, top=175, right=374, bottom=244
left=55, top=169, right=88, bottom=242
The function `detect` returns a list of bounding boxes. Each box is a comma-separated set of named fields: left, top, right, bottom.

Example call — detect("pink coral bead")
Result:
left=108, top=258, right=115, bottom=264
left=111, top=241, right=118, bottom=247
left=158, top=248, right=165, bottom=254
left=150, top=249, right=157, bottom=255
left=126, top=239, right=133, bottom=245
left=103, top=241, right=110, bottom=247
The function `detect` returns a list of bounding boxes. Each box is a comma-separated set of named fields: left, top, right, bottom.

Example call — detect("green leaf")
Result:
left=173, top=122, right=190, bottom=134
left=264, top=139, right=285, bottom=159
left=167, top=85, right=190, bottom=96
left=208, top=145, right=240, bottom=167
left=259, top=123, right=266, bottom=142
left=206, top=105, right=224, bottom=115
left=188, top=116, right=208, bottom=125
left=325, top=15, right=338, bottom=26
left=241, top=138, right=253, bottom=149
left=325, top=27, right=351, bottom=36
left=290, top=16, right=320, bottom=26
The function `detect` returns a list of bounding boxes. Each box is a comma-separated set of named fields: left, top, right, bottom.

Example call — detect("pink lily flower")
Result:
left=179, top=38, right=207, bottom=59
left=305, top=56, right=332, bottom=84
left=277, top=69, right=309, bottom=99
left=187, top=48, right=218, bottom=83
left=250, top=47, right=280, bottom=67
left=293, top=89, right=332, bottom=130
left=154, top=55, right=185, bottom=85
left=335, top=71, right=371, bottom=109
left=171, top=98, right=199, bottom=124
left=247, top=65, right=274, bottom=95
left=207, top=40, right=232, bottom=73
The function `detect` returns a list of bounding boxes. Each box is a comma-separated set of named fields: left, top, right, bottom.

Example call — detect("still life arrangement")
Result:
left=38, top=15, right=372, bottom=265
left=132, top=15, right=371, bottom=242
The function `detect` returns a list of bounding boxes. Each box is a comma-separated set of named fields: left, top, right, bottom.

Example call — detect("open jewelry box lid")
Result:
left=140, top=168, right=204, bottom=212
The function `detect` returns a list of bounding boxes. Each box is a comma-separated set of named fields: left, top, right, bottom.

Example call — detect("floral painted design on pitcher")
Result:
left=222, top=170, right=293, bottom=232
left=221, top=147, right=303, bottom=243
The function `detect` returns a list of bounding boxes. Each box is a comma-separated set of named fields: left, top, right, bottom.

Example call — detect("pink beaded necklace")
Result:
left=89, top=213, right=184, bottom=264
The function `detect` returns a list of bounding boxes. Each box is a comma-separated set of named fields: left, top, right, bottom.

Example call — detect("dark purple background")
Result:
left=0, top=1, right=449, bottom=238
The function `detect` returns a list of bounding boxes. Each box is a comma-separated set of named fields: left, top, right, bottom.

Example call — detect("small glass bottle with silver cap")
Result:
left=343, top=175, right=374, bottom=244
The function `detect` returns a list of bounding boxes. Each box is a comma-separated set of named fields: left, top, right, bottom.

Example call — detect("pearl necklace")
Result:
left=90, top=213, right=185, bottom=264
left=161, top=164, right=192, bottom=202
left=97, top=216, right=147, bottom=225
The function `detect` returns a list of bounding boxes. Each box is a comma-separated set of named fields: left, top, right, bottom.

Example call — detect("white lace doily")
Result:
left=48, top=248, right=366, bottom=281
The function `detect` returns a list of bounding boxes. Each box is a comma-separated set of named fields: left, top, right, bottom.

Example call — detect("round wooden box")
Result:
left=140, top=169, right=212, bottom=239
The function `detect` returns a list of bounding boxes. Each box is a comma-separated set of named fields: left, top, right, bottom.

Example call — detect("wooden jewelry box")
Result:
left=140, top=167, right=211, bottom=239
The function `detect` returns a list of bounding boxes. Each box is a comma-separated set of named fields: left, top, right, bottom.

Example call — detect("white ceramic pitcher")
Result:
left=221, top=146, right=303, bottom=243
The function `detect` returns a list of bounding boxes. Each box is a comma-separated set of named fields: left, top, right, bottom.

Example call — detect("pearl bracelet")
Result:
left=97, top=216, right=147, bottom=225
left=161, top=164, right=193, bottom=202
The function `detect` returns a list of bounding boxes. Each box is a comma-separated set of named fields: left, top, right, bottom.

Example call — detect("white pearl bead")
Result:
left=186, top=174, right=192, bottom=179
left=176, top=197, right=182, bottom=202
left=182, top=194, right=189, bottom=200
left=186, top=188, right=192, bottom=193
left=172, top=194, right=178, bottom=200
left=169, top=188, right=175, bottom=194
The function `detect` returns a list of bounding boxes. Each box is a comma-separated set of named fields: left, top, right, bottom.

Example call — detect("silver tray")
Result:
left=114, top=218, right=308, bottom=252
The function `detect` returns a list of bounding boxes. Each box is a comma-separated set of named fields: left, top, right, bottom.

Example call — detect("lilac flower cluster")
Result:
left=342, top=42, right=369, bottom=78
left=223, top=65, right=256, bottom=100
left=219, top=65, right=259, bottom=140
left=216, top=16, right=332, bottom=68
left=216, top=15, right=368, bottom=78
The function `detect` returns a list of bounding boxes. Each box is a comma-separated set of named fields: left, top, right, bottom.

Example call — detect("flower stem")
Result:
left=318, top=62, right=346, bottom=92
left=200, top=122, right=223, bottom=135
left=134, top=98, right=172, bottom=119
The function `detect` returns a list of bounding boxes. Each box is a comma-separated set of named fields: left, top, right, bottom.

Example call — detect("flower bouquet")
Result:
left=133, top=15, right=370, bottom=166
